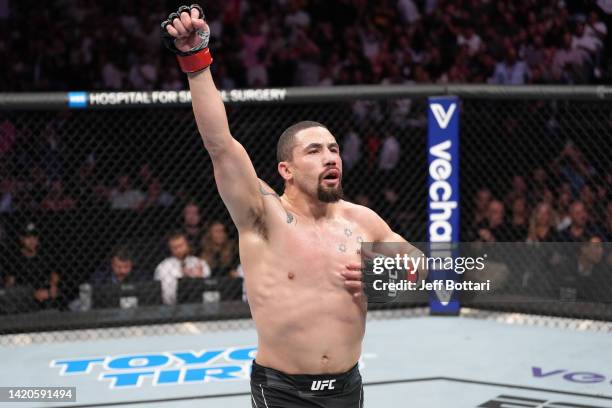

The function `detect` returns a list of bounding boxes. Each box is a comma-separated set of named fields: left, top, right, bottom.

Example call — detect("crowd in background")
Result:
left=0, top=199, right=243, bottom=312
left=1, top=119, right=611, bottom=312
left=467, top=142, right=612, bottom=244
left=1, top=0, right=612, bottom=314
left=0, top=0, right=610, bottom=91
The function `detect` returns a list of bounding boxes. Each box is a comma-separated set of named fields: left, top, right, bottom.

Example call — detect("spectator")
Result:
left=3, top=222, right=62, bottom=310
left=180, top=201, right=205, bottom=253
left=99, top=52, right=123, bottom=90
left=137, top=177, right=174, bottom=211
left=160, top=65, right=184, bottom=90
left=527, top=202, right=559, bottom=242
left=472, top=188, right=492, bottom=227
left=572, top=21, right=601, bottom=65
left=0, top=0, right=609, bottom=90
left=292, top=28, right=321, bottom=86
left=341, top=128, right=361, bottom=172
left=0, top=115, right=16, bottom=158
left=552, top=32, right=586, bottom=82
left=377, top=131, right=400, bottom=183
left=529, top=167, right=550, bottom=203
left=241, top=19, right=268, bottom=87
left=505, top=175, right=528, bottom=207
left=524, top=35, right=546, bottom=69
left=155, top=231, right=211, bottom=305
left=508, top=197, right=529, bottom=241
left=40, top=179, right=77, bottom=212
left=560, top=235, right=609, bottom=302
left=555, top=142, right=595, bottom=195
left=135, top=162, right=154, bottom=191
left=474, top=200, right=511, bottom=242
left=127, top=55, right=158, bottom=90
left=489, top=47, right=529, bottom=85
left=19, top=165, right=49, bottom=210
left=398, top=0, right=421, bottom=24
left=556, top=183, right=573, bottom=231
left=284, top=0, right=311, bottom=31
left=457, top=25, right=482, bottom=57
left=109, top=174, right=145, bottom=210
left=200, top=221, right=239, bottom=278
left=559, top=201, right=596, bottom=242
left=90, top=246, right=147, bottom=286
left=0, top=176, right=15, bottom=213
left=70, top=155, right=107, bottom=209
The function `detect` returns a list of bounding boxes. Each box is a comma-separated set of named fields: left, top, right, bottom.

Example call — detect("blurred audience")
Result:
left=474, top=200, right=512, bottom=242
left=154, top=231, right=211, bottom=305
left=508, top=197, right=529, bottom=241
left=109, top=174, right=145, bottom=210
left=137, top=177, right=175, bottom=211
left=90, top=246, right=147, bottom=286
left=180, top=201, right=205, bottom=253
left=527, top=202, right=560, bottom=242
left=199, top=221, right=239, bottom=278
left=560, top=235, right=609, bottom=302
left=1, top=1, right=609, bottom=92
left=559, top=201, right=595, bottom=242
left=40, top=179, right=77, bottom=212
left=2, top=222, right=62, bottom=310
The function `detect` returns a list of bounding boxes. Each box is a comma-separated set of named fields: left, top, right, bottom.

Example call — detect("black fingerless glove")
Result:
left=161, top=4, right=213, bottom=73
left=363, top=256, right=417, bottom=303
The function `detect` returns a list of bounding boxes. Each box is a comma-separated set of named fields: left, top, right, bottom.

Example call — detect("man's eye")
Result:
left=308, top=150, right=318, bottom=154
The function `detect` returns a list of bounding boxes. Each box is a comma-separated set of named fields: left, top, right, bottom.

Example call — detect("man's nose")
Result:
left=323, top=152, right=337, bottom=166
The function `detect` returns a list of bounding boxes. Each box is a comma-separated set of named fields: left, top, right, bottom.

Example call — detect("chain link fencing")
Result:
left=0, top=86, right=611, bottom=343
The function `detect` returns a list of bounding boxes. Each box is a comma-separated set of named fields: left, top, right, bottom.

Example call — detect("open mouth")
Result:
left=322, top=169, right=340, bottom=182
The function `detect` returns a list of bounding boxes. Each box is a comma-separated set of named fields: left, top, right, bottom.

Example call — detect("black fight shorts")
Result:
left=250, top=360, right=363, bottom=408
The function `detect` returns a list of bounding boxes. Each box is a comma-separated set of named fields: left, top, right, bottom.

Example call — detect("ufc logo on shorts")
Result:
left=311, top=379, right=336, bottom=391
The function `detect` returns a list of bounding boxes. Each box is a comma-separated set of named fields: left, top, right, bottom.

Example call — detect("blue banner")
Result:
left=427, top=96, right=460, bottom=315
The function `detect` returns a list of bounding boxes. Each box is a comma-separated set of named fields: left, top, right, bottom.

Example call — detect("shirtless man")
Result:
left=161, top=5, right=423, bottom=407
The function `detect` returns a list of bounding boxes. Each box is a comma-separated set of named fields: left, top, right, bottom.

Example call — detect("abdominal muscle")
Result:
left=246, top=266, right=366, bottom=375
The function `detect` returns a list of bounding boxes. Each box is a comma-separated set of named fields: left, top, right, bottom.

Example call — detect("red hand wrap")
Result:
left=177, top=48, right=213, bottom=73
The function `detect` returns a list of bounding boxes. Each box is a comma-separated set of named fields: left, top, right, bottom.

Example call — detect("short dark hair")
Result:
left=277, top=121, right=328, bottom=162
left=166, top=230, right=187, bottom=243
left=111, top=245, right=133, bottom=262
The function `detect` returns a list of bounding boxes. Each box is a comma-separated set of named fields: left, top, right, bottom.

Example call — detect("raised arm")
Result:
left=162, top=5, right=262, bottom=230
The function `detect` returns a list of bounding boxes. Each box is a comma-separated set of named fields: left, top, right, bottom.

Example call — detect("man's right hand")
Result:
left=163, top=5, right=209, bottom=53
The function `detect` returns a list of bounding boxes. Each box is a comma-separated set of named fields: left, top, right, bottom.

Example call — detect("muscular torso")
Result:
left=239, top=195, right=370, bottom=374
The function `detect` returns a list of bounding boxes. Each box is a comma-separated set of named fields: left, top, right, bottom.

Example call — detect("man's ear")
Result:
left=278, top=161, right=292, bottom=181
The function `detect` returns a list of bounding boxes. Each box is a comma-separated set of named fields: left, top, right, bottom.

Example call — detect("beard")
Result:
left=317, top=181, right=344, bottom=203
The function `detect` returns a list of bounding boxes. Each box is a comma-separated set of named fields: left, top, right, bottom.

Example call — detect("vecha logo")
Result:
left=428, top=140, right=457, bottom=243
left=427, top=96, right=460, bottom=314
left=430, top=103, right=457, bottom=129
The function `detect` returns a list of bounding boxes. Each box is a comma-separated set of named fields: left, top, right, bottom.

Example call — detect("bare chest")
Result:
left=270, top=218, right=368, bottom=281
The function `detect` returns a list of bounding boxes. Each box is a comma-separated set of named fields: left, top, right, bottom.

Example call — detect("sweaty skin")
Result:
left=165, top=9, right=420, bottom=375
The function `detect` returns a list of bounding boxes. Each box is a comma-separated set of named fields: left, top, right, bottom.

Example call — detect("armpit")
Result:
left=249, top=205, right=268, bottom=240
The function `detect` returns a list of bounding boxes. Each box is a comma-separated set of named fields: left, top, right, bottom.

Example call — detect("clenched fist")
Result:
left=161, top=4, right=213, bottom=73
